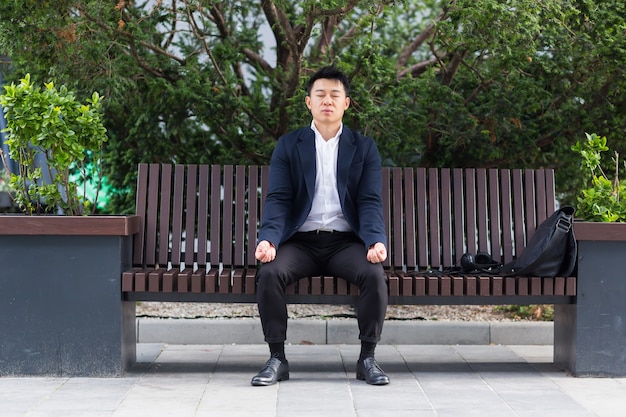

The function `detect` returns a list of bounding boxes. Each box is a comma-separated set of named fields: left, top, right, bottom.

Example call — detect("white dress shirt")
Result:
left=299, top=121, right=352, bottom=233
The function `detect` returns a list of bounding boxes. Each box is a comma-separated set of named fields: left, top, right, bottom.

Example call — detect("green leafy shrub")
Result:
left=0, top=74, right=107, bottom=215
left=571, top=133, right=626, bottom=222
left=496, top=304, right=554, bottom=321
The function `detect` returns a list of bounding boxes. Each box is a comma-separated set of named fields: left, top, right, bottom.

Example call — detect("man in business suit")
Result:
left=251, top=66, right=390, bottom=386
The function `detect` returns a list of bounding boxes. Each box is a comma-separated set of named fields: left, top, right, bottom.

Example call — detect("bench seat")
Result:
left=123, top=163, right=575, bottom=306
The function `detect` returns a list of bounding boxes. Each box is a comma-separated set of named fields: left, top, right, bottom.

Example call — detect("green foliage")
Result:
left=0, top=74, right=108, bottom=215
left=1, top=1, right=625, bottom=213
left=496, top=305, right=554, bottom=321
left=571, top=133, right=626, bottom=222
left=0, top=168, right=12, bottom=192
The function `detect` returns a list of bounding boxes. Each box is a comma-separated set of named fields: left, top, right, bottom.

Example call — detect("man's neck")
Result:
left=312, top=121, right=342, bottom=141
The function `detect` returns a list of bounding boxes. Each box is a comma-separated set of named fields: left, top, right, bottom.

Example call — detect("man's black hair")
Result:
left=306, top=66, right=350, bottom=97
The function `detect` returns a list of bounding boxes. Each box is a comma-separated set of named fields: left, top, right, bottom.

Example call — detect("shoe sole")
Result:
left=251, top=373, right=290, bottom=386
left=356, top=372, right=390, bottom=385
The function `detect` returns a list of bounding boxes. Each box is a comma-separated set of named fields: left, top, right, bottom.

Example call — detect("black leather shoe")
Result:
left=356, top=357, right=390, bottom=385
left=251, top=357, right=290, bottom=386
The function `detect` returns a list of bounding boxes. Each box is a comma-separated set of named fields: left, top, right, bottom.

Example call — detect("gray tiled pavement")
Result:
left=2, top=343, right=625, bottom=417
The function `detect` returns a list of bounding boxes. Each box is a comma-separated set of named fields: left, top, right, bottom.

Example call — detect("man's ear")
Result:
left=344, top=96, right=351, bottom=110
left=305, top=95, right=312, bottom=110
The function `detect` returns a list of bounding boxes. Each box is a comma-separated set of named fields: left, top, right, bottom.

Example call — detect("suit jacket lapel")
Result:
left=337, top=129, right=356, bottom=203
left=297, top=129, right=316, bottom=202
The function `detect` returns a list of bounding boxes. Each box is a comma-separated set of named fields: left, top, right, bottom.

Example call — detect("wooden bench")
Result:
left=123, top=163, right=575, bottom=306
left=120, top=163, right=608, bottom=375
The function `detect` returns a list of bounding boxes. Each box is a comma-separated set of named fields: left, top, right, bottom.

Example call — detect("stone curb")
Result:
left=137, top=318, right=554, bottom=345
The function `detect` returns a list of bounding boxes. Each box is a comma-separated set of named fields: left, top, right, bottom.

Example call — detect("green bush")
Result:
left=495, top=305, right=554, bottom=321
left=571, top=133, right=626, bottom=222
left=0, top=74, right=107, bottom=215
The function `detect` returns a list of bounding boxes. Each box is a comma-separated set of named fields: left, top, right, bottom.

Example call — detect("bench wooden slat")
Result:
left=184, top=165, right=198, bottom=266
left=163, top=269, right=178, bottom=292
left=122, top=268, right=141, bottom=292
left=145, top=164, right=161, bottom=266
left=512, top=170, right=525, bottom=254
left=452, top=169, right=465, bottom=267
left=465, top=169, right=478, bottom=256
left=492, top=276, right=503, bottom=296
left=391, top=168, right=403, bottom=269
left=234, top=165, right=247, bottom=266
left=440, top=276, right=451, bottom=296
left=157, top=164, right=173, bottom=267
left=191, top=269, right=205, bottom=293
left=205, top=268, right=219, bottom=293
left=220, top=268, right=231, bottom=294
left=233, top=269, right=244, bottom=294
left=323, top=276, right=334, bottom=296
left=536, top=169, right=548, bottom=225
left=518, top=277, right=529, bottom=295
left=414, top=276, right=425, bottom=296
left=135, top=270, right=148, bottom=292
left=476, top=169, right=489, bottom=253
left=452, top=276, right=463, bottom=295
left=544, top=277, right=554, bottom=296
left=387, top=275, right=398, bottom=297
left=402, top=169, right=417, bottom=269
left=246, top=166, right=260, bottom=266
left=245, top=269, right=256, bottom=295
left=196, top=165, right=210, bottom=266
left=466, top=276, right=477, bottom=296
left=440, top=169, right=453, bottom=268
left=564, top=277, right=576, bottom=296
left=133, top=165, right=149, bottom=265
left=148, top=268, right=165, bottom=292
left=500, top=169, right=514, bottom=264
left=488, top=169, right=502, bottom=263
left=524, top=169, right=538, bottom=242
left=209, top=166, right=221, bottom=267
left=415, top=168, right=428, bottom=267
left=428, top=168, right=442, bottom=269
left=170, top=165, right=185, bottom=267
left=222, top=165, right=234, bottom=266
left=177, top=268, right=193, bottom=293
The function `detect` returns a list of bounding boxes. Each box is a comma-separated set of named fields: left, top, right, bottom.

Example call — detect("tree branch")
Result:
left=397, top=56, right=439, bottom=78
left=182, top=0, right=227, bottom=85
left=77, top=5, right=186, bottom=66
left=242, top=48, right=273, bottom=73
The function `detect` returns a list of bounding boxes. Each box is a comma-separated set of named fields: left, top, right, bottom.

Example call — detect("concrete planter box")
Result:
left=0, top=215, right=140, bottom=376
left=555, top=221, right=626, bottom=377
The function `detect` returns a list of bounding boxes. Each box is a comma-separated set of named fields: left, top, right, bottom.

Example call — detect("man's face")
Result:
left=305, top=78, right=350, bottom=126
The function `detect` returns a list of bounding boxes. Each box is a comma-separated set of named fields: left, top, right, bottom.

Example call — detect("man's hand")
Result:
left=255, top=240, right=276, bottom=263
left=367, top=242, right=387, bottom=263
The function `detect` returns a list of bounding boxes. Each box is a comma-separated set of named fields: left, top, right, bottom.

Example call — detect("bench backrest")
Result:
left=132, top=164, right=556, bottom=273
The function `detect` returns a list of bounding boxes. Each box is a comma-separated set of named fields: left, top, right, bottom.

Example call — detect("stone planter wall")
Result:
left=554, top=222, right=626, bottom=377
left=0, top=215, right=140, bottom=376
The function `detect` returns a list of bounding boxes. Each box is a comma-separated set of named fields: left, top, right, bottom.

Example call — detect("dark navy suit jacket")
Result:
left=258, top=126, right=387, bottom=250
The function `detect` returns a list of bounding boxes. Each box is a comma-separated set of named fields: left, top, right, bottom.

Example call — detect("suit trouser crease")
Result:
left=256, top=232, right=388, bottom=343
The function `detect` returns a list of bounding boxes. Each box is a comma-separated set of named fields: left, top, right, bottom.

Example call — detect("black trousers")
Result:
left=256, top=231, right=388, bottom=344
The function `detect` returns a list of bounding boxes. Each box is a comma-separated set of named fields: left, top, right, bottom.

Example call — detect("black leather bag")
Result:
left=500, top=206, right=577, bottom=277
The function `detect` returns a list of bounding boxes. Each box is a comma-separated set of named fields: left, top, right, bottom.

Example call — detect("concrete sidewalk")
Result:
left=137, top=317, right=555, bottom=345
left=2, top=343, right=625, bottom=417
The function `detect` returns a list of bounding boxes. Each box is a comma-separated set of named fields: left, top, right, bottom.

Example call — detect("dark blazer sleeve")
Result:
left=257, top=128, right=313, bottom=249
left=339, top=130, right=387, bottom=249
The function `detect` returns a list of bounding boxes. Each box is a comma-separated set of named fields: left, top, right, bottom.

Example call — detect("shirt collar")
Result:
left=310, top=121, right=343, bottom=142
